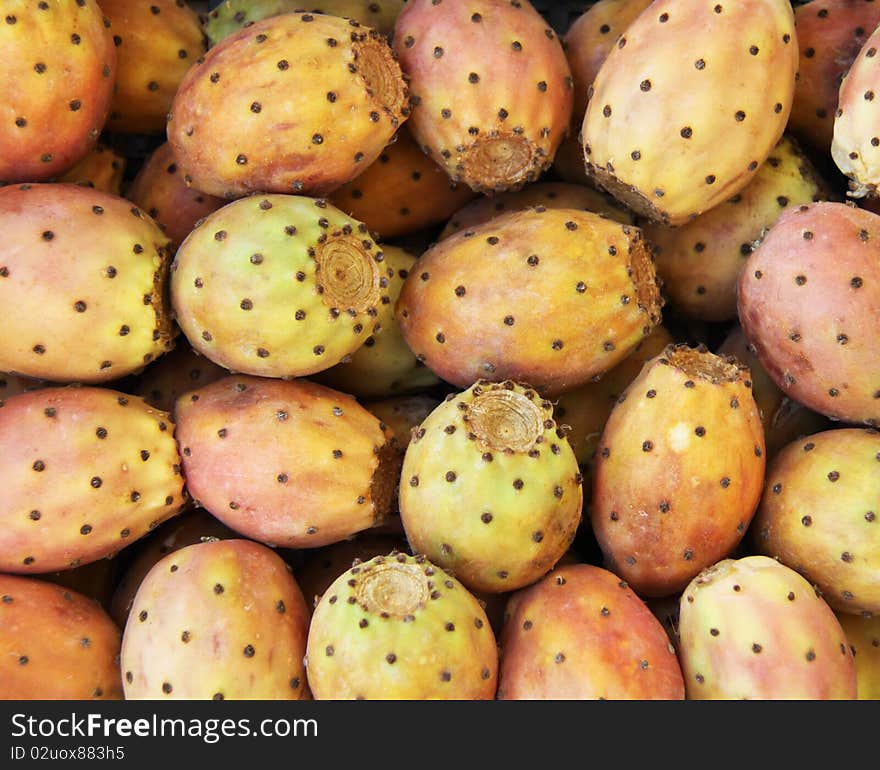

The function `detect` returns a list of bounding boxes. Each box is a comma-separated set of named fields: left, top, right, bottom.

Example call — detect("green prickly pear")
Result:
left=305, top=552, right=498, bottom=699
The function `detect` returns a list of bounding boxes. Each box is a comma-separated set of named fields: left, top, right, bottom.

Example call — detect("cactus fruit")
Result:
left=438, top=180, right=633, bottom=240
left=832, top=22, right=880, bottom=198
left=789, top=0, right=880, bottom=157
left=125, top=142, right=225, bottom=251
left=171, top=194, right=390, bottom=379
left=836, top=612, right=880, bottom=699
left=313, top=245, right=441, bottom=399
left=174, top=374, right=401, bottom=548
left=168, top=12, right=409, bottom=199
left=305, top=551, right=498, bottom=699
left=0, top=386, right=187, bottom=574
left=497, top=563, right=685, bottom=700
left=121, top=538, right=311, bottom=700
left=135, top=339, right=229, bottom=414
left=393, top=0, right=573, bottom=193
left=109, top=508, right=238, bottom=628
left=99, top=0, right=208, bottom=135
left=0, top=574, right=122, bottom=700
left=563, top=0, right=654, bottom=129
left=590, top=344, right=766, bottom=598
left=55, top=142, right=126, bottom=195
left=644, top=135, right=830, bottom=323
left=396, top=207, right=663, bottom=397
left=328, top=125, right=477, bottom=240
left=0, top=1, right=116, bottom=184
left=398, top=380, right=583, bottom=594
left=752, top=427, right=880, bottom=616
left=204, top=0, right=406, bottom=45
left=737, top=201, right=880, bottom=427
left=0, top=183, right=175, bottom=384
left=581, top=0, right=798, bottom=226
left=678, top=555, right=857, bottom=699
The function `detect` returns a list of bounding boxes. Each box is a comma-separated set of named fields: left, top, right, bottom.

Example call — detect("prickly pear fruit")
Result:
left=399, top=380, right=583, bottom=594
left=313, top=245, right=440, bottom=399
left=0, top=386, right=187, bottom=574
left=122, top=539, right=311, bottom=700
left=364, top=394, right=441, bottom=452
left=393, top=0, right=573, bottom=193
left=109, top=508, right=238, bottom=628
left=737, top=201, right=880, bottom=427
left=644, top=135, right=829, bottom=322
left=832, top=23, right=880, bottom=198
left=678, top=555, right=857, bottom=699
left=836, top=612, right=880, bottom=699
left=497, top=563, right=684, bottom=700
left=328, top=125, right=477, bottom=240
left=752, top=427, right=880, bottom=616
left=582, top=0, right=798, bottom=226
left=0, top=183, right=175, bottom=384
left=99, top=0, right=207, bottom=135
left=0, top=1, right=116, bottom=183
left=591, top=344, right=766, bottom=598
left=305, top=552, right=498, bottom=699
left=553, top=324, right=674, bottom=468
left=125, top=143, right=225, bottom=251
left=789, top=0, right=880, bottom=157
left=135, top=339, right=229, bottom=414
left=168, top=12, right=409, bottom=199
left=55, top=142, right=126, bottom=195
left=204, top=0, right=406, bottom=45
left=563, top=0, right=654, bottom=128
left=171, top=194, right=389, bottom=379
left=438, top=180, right=632, bottom=240
left=0, top=575, right=122, bottom=700
left=396, top=207, right=663, bottom=397
left=174, top=375, right=401, bottom=548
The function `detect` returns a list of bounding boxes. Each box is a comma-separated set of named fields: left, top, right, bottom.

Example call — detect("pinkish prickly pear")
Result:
left=678, top=555, right=857, bottom=699
left=305, top=551, right=498, bottom=699
left=121, top=538, right=311, bottom=699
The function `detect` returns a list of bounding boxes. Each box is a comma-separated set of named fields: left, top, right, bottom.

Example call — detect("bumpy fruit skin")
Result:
left=100, top=0, right=207, bottom=134
left=678, top=555, right=857, bottom=699
left=329, top=125, right=477, bottom=240
left=171, top=194, right=389, bottom=379
left=563, top=0, right=654, bottom=128
left=0, top=1, right=116, bottom=183
left=125, top=143, right=225, bottom=251
left=397, top=207, right=663, bottom=397
left=737, top=201, right=880, bottom=427
left=168, top=12, right=409, bottom=199
left=122, top=539, right=311, bottom=700
left=108, top=508, right=238, bottom=628
left=789, top=0, right=880, bottom=157
left=305, top=552, right=498, bottom=699
left=55, top=142, right=126, bottom=195
left=0, top=575, right=122, bottom=700
left=497, top=563, right=684, bottom=700
left=836, top=612, right=880, bottom=699
left=753, top=428, right=880, bottom=616
left=645, top=135, right=829, bottom=322
left=591, top=344, right=766, bottom=598
left=174, top=375, right=401, bottom=549
left=0, top=183, right=175, bottom=384
left=204, top=0, right=406, bottom=44
left=313, top=245, right=440, bottom=399
left=393, top=0, right=573, bottom=193
left=0, top=387, right=187, bottom=574
left=582, top=0, right=798, bottom=226
left=399, top=380, right=583, bottom=594
left=438, top=180, right=632, bottom=240
left=832, top=22, right=880, bottom=197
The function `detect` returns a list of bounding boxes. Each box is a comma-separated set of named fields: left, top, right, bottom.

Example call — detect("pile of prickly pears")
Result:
left=1, top=0, right=879, bottom=702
